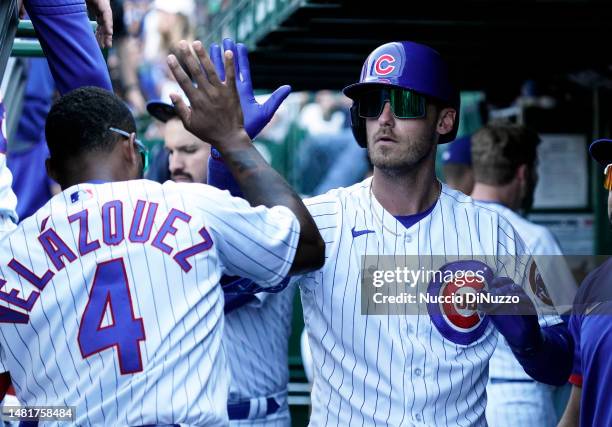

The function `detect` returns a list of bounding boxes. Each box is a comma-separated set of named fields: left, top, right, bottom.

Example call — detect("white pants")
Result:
left=486, top=380, right=557, bottom=427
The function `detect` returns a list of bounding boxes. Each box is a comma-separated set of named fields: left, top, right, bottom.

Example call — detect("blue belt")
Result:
left=227, top=397, right=280, bottom=420
left=490, top=378, right=535, bottom=384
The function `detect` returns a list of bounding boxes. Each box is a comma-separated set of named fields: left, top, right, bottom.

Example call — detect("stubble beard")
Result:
left=367, top=132, right=436, bottom=177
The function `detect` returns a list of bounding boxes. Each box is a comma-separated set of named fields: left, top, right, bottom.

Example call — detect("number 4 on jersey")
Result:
left=78, top=258, right=145, bottom=374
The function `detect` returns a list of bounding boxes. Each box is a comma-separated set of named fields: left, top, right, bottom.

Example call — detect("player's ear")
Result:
left=120, top=133, right=138, bottom=166
left=516, top=164, right=528, bottom=183
left=436, top=107, right=456, bottom=136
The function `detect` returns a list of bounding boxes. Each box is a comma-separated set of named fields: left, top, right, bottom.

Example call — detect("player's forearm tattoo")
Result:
left=223, top=145, right=324, bottom=273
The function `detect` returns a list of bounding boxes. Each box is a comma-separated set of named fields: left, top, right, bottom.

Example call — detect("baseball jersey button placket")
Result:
left=414, top=368, right=422, bottom=377
left=404, top=233, right=412, bottom=243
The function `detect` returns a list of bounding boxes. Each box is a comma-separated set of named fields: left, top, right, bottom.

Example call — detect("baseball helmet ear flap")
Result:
left=350, top=102, right=367, bottom=148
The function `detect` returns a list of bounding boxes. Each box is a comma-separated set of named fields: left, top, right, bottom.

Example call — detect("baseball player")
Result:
left=558, top=138, right=612, bottom=427
left=148, top=45, right=296, bottom=423
left=146, top=104, right=211, bottom=184
left=0, top=0, right=115, bottom=406
left=470, top=124, right=577, bottom=426
left=0, top=41, right=324, bottom=426
left=209, top=40, right=574, bottom=426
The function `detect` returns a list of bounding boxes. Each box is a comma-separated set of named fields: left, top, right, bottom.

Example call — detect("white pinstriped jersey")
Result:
left=0, top=179, right=299, bottom=426
left=475, top=202, right=574, bottom=380
left=224, top=285, right=296, bottom=427
left=297, top=178, right=559, bottom=427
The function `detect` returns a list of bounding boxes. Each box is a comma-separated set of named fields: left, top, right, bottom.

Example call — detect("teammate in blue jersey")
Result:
left=0, top=41, right=324, bottom=425
left=558, top=138, right=612, bottom=427
left=207, top=40, right=574, bottom=426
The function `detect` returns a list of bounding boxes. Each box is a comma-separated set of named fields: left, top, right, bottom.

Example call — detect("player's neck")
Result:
left=470, top=183, right=518, bottom=211
left=371, top=164, right=440, bottom=216
left=58, top=162, right=129, bottom=190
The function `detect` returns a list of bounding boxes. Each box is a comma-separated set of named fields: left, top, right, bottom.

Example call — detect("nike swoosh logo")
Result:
left=352, top=226, right=375, bottom=238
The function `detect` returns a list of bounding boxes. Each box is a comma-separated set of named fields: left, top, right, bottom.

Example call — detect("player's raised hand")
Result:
left=209, top=38, right=291, bottom=140
left=86, top=0, right=113, bottom=48
left=479, top=277, right=542, bottom=354
left=168, top=40, right=247, bottom=150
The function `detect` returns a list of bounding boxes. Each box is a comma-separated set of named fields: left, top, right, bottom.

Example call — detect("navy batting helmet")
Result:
left=343, top=41, right=460, bottom=147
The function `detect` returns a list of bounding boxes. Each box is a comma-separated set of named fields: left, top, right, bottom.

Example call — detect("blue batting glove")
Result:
left=479, top=277, right=543, bottom=355
left=209, top=39, right=292, bottom=141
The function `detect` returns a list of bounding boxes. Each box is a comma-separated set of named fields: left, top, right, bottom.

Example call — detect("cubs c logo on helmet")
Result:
left=427, top=260, right=493, bottom=345
left=529, top=260, right=553, bottom=306
left=374, top=54, right=396, bottom=76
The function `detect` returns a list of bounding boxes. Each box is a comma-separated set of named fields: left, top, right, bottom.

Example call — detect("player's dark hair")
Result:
left=45, top=86, right=136, bottom=166
left=471, top=124, right=540, bottom=185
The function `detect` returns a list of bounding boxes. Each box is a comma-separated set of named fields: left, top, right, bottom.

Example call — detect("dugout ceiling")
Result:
left=203, top=0, right=612, bottom=102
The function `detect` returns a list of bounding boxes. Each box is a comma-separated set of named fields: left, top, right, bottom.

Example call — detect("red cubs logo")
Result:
left=374, top=54, right=396, bottom=76
left=427, top=260, right=494, bottom=345
left=441, top=274, right=484, bottom=330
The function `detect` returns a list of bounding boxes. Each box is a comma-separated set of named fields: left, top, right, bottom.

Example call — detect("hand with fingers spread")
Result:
left=167, top=40, right=247, bottom=152
left=209, top=38, right=292, bottom=141
left=168, top=40, right=324, bottom=276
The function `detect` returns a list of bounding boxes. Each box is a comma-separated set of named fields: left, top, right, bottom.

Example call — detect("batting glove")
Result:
left=209, top=39, right=292, bottom=141
left=479, top=277, right=543, bottom=355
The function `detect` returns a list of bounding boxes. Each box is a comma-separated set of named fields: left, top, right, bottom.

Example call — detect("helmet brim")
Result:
left=147, top=101, right=178, bottom=123
left=343, top=81, right=420, bottom=100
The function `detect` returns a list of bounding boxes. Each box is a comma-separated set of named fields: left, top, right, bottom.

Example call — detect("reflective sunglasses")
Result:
left=604, top=163, right=612, bottom=191
left=109, top=127, right=149, bottom=171
left=357, top=87, right=427, bottom=119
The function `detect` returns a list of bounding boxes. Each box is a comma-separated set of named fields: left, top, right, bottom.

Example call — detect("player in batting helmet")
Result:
left=343, top=41, right=460, bottom=147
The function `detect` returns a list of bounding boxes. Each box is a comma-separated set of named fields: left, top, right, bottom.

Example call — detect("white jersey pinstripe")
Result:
left=0, top=179, right=299, bottom=426
left=475, top=201, right=575, bottom=427
left=297, top=178, right=559, bottom=427
left=224, top=286, right=296, bottom=427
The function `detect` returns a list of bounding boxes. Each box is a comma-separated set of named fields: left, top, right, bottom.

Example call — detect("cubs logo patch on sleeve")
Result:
left=427, top=260, right=494, bottom=345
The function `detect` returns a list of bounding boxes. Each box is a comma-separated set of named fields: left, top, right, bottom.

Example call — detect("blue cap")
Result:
left=442, top=135, right=472, bottom=166
left=590, top=139, right=612, bottom=165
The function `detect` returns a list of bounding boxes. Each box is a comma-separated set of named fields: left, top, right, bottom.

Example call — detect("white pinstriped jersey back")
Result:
left=0, top=179, right=299, bottom=426
left=298, top=178, right=557, bottom=427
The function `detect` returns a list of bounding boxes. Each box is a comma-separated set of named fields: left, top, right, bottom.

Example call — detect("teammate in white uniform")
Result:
left=0, top=43, right=324, bottom=425
left=210, top=40, right=574, bottom=427
left=470, top=124, right=576, bottom=426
